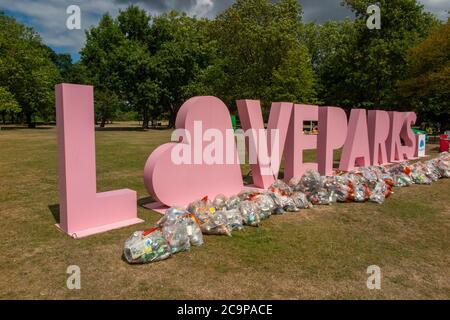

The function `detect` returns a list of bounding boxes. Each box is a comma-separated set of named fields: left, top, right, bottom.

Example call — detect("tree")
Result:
left=151, top=11, right=218, bottom=127
left=318, top=0, right=438, bottom=109
left=81, top=7, right=161, bottom=128
left=81, top=13, right=126, bottom=127
left=397, top=21, right=450, bottom=130
left=0, top=13, right=59, bottom=127
left=0, top=86, right=21, bottom=124
left=208, top=0, right=315, bottom=113
left=271, top=44, right=316, bottom=103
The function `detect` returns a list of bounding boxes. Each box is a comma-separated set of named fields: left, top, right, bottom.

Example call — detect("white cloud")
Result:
left=418, top=0, right=449, bottom=20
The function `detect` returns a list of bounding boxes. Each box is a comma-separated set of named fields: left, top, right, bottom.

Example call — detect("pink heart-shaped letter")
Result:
left=144, top=96, right=244, bottom=207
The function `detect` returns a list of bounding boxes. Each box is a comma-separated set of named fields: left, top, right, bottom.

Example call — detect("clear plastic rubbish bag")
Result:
left=239, top=200, right=261, bottom=227
left=290, top=191, right=312, bottom=209
left=253, top=193, right=275, bottom=219
left=187, top=196, right=216, bottom=223
left=225, top=195, right=241, bottom=210
left=162, top=221, right=191, bottom=254
left=124, top=228, right=172, bottom=264
left=213, top=194, right=228, bottom=210
left=369, top=181, right=388, bottom=204
left=221, top=209, right=244, bottom=231
left=298, top=170, right=323, bottom=193
left=157, top=207, right=204, bottom=247
left=157, top=207, right=187, bottom=227
left=199, top=211, right=232, bottom=236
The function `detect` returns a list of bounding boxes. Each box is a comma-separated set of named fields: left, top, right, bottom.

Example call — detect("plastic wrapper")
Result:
left=253, top=193, right=275, bottom=219
left=157, top=207, right=187, bottom=227
left=162, top=221, right=191, bottom=254
left=369, top=181, right=388, bottom=204
left=290, top=191, right=312, bottom=209
left=184, top=215, right=204, bottom=246
left=239, top=200, right=261, bottom=226
left=269, top=180, right=292, bottom=196
left=392, top=173, right=413, bottom=187
left=308, top=189, right=336, bottom=205
left=298, top=170, right=323, bottom=193
left=435, top=158, right=450, bottom=178
left=225, top=195, right=241, bottom=210
left=221, top=209, right=244, bottom=231
left=213, top=194, right=228, bottom=210
left=353, top=182, right=370, bottom=202
left=288, top=177, right=302, bottom=192
left=124, top=228, right=172, bottom=264
left=199, top=211, right=232, bottom=236
left=270, top=191, right=299, bottom=212
left=410, top=163, right=432, bottom=185
left=333, top=176, right=354, bottom=202
left=158, top=207, right=204, bottom=247
left=187, top=196, right=216, bottom=223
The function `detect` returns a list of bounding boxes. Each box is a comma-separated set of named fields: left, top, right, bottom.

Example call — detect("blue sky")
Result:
left=1, top=0, right=448, bottom=61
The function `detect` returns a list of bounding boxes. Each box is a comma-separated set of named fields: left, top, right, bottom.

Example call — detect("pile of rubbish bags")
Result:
left=124, top=152, right=450, bottom=264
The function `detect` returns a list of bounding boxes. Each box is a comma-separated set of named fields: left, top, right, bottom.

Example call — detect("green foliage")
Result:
left=209, top=0, right=314, bottom=112
left=397, top=21, right=450, bottom=130
left=0, top=13, right=59, bottom=126
left=0, top=86, right=21, bottom=113
left=318, top=0, right=438, bottom=109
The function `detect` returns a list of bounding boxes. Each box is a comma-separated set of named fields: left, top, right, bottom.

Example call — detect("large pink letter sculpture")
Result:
left=368, top=110, right=390, bottom=165
left=56, top=84, right=142, bottom=238
left=387, top=111, right=417, bottom=162
left=339, top=109, right=371, bottom=172
left=318, top=107, right=348, bottom=175
left=237, top=100, right=293, bottom=188
left=144, top=96, right=244, bottom=207
left=285, top=104, right=319, bottom=180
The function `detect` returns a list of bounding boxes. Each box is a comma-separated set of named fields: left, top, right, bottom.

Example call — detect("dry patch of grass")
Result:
left=0, top=124, right=449, bottom=299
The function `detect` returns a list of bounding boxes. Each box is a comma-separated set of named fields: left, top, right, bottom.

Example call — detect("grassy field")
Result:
left=0, top=122, right=449, bottom=299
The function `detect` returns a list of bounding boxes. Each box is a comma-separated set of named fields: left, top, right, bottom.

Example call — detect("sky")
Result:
left=1, top=0, right=448, bottom=61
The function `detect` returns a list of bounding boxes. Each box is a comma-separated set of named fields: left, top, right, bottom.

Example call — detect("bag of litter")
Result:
left=221, top=209, right=244, bottom=231
left=290, top=191, right=312, bottom=209
left=162, top=221, right=191, bottom=254
left=213, top=194, right=228, bottom=210
left=239, top=200, right=261, bottom=227
left=199, top=211, right=232, bottom=236
left=124, top=228, right=172, bottom=264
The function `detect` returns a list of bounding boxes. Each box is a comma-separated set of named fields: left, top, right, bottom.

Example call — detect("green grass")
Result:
left=0, top=123, right=449, bottom=299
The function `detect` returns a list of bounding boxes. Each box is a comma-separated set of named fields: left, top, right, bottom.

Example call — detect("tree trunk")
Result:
left=168, top=104, right=177, bottom=128
left=142, top=107, right=149, bottom=129
left=1, top=111, right=5, bottom=125
left=26, top=112, right=35, bottom=128
left=100, top=117, right=106, bottom=128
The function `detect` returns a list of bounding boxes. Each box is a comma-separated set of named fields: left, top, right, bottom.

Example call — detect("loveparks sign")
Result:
left=55, top=83, right=420, bottom=238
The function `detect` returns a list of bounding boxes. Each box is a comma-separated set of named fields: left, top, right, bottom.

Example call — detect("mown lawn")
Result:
left=0, top=123, right=449, bottom=299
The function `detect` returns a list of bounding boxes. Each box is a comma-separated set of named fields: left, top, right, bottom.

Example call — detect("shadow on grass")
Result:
left=1, top=126, right=53, bottom=130
left=95, top=126, right=171, bottom=132
left=48, top=204, right=60, bottom=223
left=95, top=127, right=147, bottom=132
left=137, top=196, right=155, bottom=208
